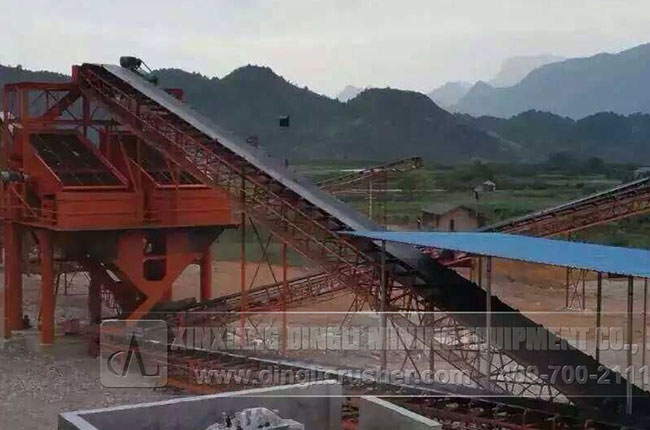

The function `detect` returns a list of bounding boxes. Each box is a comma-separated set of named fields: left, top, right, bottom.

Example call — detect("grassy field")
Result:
left=292, top=159, right=650, bottom=248
left=211, top=159, right=650, bottom=264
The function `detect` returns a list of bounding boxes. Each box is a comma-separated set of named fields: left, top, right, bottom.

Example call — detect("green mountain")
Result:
left=155, top=66, right=516, bottom=163
left=456, top=43, right=650, bottom=119
left=461, top=110, right=650, bottom=163
left=5, top=61, right=650, bottom=164
left=0, top=64, right=67, bottom=86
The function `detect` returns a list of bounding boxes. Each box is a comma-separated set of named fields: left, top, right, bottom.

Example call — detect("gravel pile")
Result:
left=0, top=339, right=173, bottom=430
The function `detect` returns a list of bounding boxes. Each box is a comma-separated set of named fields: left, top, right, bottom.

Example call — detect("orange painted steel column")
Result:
left=3, top=222, right=23, bottom=336
left=88, top=271, right=102, bottom=325
left=199, top=249, right=212, bottom=301
left=240, top=213, right=247, bottom=346
left=379, top=240, right=387, bottom=371
left=239, top=168, right=247, bottom=347
left=281, top=243, right=288, bottom=355
left=161, top=286, right=173, bottom=302
left=37, top=230, right=55, bottom=345
left=2, top=224, right=12, bottom=338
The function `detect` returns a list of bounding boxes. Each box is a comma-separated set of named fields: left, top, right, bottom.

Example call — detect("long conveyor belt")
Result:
left=76, top=63, right=650, bottom=423
left=483, top=176, right=650, bottom=236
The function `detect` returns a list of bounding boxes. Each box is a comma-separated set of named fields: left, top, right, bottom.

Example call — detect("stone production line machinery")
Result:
left=3, top=63, right=650, bottom=425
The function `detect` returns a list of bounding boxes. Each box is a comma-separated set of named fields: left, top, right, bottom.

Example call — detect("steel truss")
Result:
left=75, top=64, right=648, bottom=414
left=101, top=334, right=639, bottom=430
left=483, top=177, right=650, bottom=237
left=565, top=268, right=589, bottom=311
left=76, top=64, right=508, bottom=392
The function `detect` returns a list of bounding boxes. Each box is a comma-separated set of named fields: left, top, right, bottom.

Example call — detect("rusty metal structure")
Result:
left=482, top=176, right=650, bottom=236
left=317, top=156, right=422, bottom=193
left=449, top=176, right=650, bottom=307
left=4, top=62, right=650, bottom=426
left=0, top=77, right=236, bottom=343
left=140, top=345, right=643, bottom=430
left=317, top=156, right=423, bottom=224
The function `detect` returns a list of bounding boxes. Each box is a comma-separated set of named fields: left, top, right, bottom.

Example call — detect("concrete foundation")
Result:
left=359, top=397, right=441, bottom=430
left=59, top=381, right=342, bottom=430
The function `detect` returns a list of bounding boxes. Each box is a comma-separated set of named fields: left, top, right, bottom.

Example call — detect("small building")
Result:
left=481, top=180, right=496, bottom=192
left=421, top=203, right=484, bottom=232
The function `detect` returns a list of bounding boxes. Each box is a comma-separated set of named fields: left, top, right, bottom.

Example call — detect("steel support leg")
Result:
left=161, top=286, right=172, bottom=302
left=368, top=179, right=373, bottom=221
left=200, top=249, right=212, bottom=301
left=281, top=243, right=288, bottom=355
left=565, top=267, right=570, bottom=308
left=485, top=256, right=493, bottom=384
left=643, top=278, right=648, bottom=389
left=37, top=230, right=54, bottom=345
left=582, top=272, right=586, bottom=310
left=596, top=272, right=603, bottom=362
left=565, top=268, right=587, bottom=310
left=3, top=223, right=23, bottom=337
left=626, top=276, right=634, bottom=415
left=469, top=258, right=475, bottom=283
left=429, top=308, right=435, bottom=374
left=379, top=240, right=387, bottom=371
left=240, top=212, right=247, bottom=343
left=88, top=271, right=102, bottom=325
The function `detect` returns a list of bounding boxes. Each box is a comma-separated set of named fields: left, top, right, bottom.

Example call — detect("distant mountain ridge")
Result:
left=155, top=66, right=516, bottom=163
left=427, top=81, right=472, bottom=110
left=460, top=109, right=650, bottom=163
left=5, top=56, right=650, bottom=164
left=456, top=43, right=650, bottom=118
left=0, top=63, right=511, bottom=163
left=426, top=55, right=562, bottom=111
left=488, top=54, right=565, bottom=87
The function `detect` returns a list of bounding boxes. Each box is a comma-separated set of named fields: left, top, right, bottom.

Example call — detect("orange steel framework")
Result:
left=71, top=63, right=650, bottom=417
left=5, top=64, right=650, bottom=422
left=0, top=79, right=237, bottom=344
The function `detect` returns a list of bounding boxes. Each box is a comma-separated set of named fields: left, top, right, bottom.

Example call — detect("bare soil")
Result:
left=1, top=258, right=649, bottom=429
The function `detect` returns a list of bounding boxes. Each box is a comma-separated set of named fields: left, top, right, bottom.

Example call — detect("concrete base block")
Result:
left=359, top=397, right=441, bottom=430
left=60, top=380, right=342, bottom=430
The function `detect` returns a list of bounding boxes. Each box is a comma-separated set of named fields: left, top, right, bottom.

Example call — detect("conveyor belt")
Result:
left=482, top=176, right=650, bottom=236
left=77, top=63, right=650, bottom=422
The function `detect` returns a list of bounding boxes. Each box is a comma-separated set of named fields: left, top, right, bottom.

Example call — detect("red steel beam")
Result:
left=200, top=249, right=212, bottom=301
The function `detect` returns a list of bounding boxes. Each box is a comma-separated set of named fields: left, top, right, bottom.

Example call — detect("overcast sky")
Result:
left=3, top=0, right=650, bottom=97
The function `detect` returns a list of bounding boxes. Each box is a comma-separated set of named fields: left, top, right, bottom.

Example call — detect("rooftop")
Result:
left=422, top=203, right=476, bottom=215
left=344, top=231, right=650, bottom=278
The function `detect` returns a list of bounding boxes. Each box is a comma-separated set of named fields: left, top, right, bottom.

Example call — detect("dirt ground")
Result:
left=1, top=258, right=649, bottom=429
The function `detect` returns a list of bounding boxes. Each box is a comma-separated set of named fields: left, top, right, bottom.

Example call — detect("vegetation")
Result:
left=294, top=158, right=649, bottom=249
left=155, top=63, right=650, bottom=165
left=465, top=110, right=650, bottom=163
left=4, top=63, right=650, bottom=165
left=155, top=66, right=514, bottom=164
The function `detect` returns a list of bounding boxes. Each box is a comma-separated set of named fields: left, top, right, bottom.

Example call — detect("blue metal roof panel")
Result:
left=345, top=231, right=650, bottom=278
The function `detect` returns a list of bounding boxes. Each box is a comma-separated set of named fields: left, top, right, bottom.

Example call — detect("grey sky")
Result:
left=3, top=0, right=650, bottom=97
